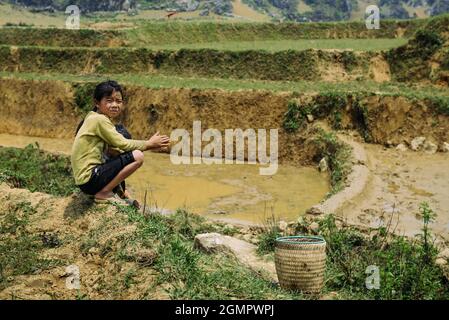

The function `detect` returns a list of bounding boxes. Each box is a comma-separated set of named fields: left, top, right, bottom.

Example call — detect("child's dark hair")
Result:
left=75, top=80, right=124, bottom=136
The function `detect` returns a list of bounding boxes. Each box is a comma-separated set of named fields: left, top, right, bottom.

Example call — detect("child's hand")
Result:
left=146, top=131, right=170, bottom=150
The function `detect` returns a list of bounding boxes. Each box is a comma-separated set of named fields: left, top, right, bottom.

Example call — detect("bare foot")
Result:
left=123, top=190, right=131, bottom=199
left=94, top=191, right=114, bottom=200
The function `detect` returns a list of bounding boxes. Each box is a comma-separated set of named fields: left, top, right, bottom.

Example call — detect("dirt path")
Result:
left=336, top=133, right=449, bottom=244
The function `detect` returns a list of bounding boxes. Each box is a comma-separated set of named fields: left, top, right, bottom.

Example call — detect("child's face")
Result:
left=96, top=90, right=123, bottom=119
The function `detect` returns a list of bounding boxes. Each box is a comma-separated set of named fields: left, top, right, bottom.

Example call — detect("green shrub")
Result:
left=257, top=214, right=281, bottom=255
left=413, top=29, right=443, bottom=53
left=312, top=129, right=352, bottom=194
left=282, top=100, right=308, bottom=133
left=73, top=82, right=97, bottom=115
left=321, top=202, right=449, bottom=299
left=340, top=51, right=358, bottom=72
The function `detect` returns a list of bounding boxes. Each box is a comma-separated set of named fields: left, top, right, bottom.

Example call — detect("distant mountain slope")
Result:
left=242, top=0, right=449, bottom=21
left=2, top=0, right=449, bottom=21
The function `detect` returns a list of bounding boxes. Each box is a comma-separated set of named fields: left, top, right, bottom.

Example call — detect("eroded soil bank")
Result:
left=1, top=78, right=448, bottom=166
left=0, top=45, right=386, bottom=82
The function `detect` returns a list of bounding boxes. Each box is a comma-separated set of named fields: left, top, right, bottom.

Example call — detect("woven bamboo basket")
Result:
left=274, top=235, right=326, bottom=293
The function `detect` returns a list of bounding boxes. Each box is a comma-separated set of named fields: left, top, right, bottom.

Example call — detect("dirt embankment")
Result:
left=0, top=184, right=168, bottom=300
left=387, top=14, right=449, bottom=85
left=0, top=78, right=449, bottom=163
left=0, top=46, right=387, bottom=82
left=361, top=95, right=449, bottom=146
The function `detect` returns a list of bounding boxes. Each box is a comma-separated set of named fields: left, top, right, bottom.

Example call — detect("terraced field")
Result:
left=1, top=14, right=449, bottom=300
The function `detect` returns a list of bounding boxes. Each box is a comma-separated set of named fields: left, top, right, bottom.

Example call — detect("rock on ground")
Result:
left=278, top=220, right=288, bottom=232
left=306, top=205, right=325, bottom=215
left=443, top=142, right=449, bottom=153
left=410, top=137, right=426, bottom=151
left=193, top=233, right=227, bottom=254
left=423, top=141, right=438, bottom=154
left=318, top=158, right=328, bottom=172
left=309, top=222, right=320, bottom=233
left=396, top=143, right=408, bottom=152
left=194, top=233, right=278, bottom=282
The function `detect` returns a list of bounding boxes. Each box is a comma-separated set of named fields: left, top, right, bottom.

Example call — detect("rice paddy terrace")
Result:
left=1, top=15, right=449, bottom=300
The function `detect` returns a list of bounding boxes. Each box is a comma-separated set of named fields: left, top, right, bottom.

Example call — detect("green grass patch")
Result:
left=0, top=201, right=62, bottom=290
left=133, top=38, right=408, bottom=52
left=0, top=144, right=76, bottom=197
left=108, top=206, right=300, bottom=299
left=257, top=214, right=281, bottom=255
left=73, top=82, right=97, bottom=116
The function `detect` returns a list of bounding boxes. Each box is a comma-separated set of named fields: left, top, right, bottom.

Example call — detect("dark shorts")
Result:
left=78, top=151, right=135, bottom=195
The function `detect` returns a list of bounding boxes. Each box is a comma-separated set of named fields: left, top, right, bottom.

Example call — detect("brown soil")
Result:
left=1, top=78, right=448, bottom=166
left=335, top=132, right=449, bottom=244
left=0, top=184, right=169, bottom=300
left=369, top=55, right=391, bottom=82
left=362, top=95, right=449, bottom=147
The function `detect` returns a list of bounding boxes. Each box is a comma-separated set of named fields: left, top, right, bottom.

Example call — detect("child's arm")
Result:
left=95, top=115, right=170, bottom=151
left=95, top=116, right=147, bottom=151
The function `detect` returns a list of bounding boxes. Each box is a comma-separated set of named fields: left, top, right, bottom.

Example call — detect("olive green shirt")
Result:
left=71, top=111, right=146, bottom=185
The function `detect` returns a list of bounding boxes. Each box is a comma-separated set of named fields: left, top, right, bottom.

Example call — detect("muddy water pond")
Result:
left=0, top=133, right=330, bottom=223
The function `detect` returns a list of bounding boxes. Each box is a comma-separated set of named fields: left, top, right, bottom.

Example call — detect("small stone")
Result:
left=396, top=143, right=408, bottom=152
left=306, top=114, right=314, bottom=123
left=410, top=137, right=426, bottom=151
left=423, top=141, right=438, bottom=154
left=79, top=220, right=89, bottom=231
left=386, top=140, right=393, bottom=147
left=442, top=142, right=449, bottom=153
left=278, top=220, right=288, bottom=232
left=306, top=205, right=324, bottom=215
left=242, top=234, right=253, bottom=243
left=211, top=210, right=227, bottom=215
left=194, top=233, right=227, bottom=253
left=318, top=158, right=328, bottom=172
left=309, top=222, right=320, bottom=233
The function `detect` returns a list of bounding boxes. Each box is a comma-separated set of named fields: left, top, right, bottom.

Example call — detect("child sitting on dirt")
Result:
left=71, top=80, right=170, bottom=206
